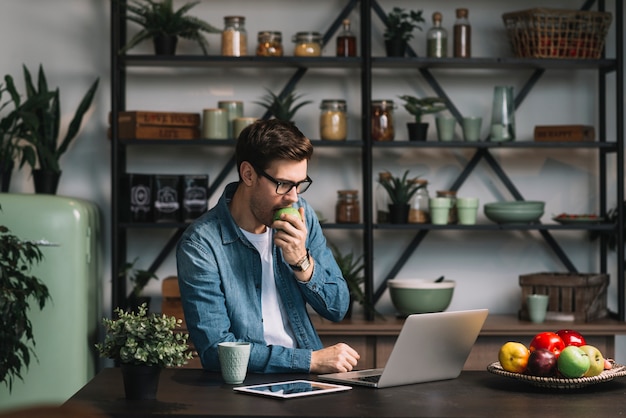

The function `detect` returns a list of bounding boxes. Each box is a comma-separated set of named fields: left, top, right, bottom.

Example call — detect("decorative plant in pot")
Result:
left=0, top=216, right=48, bottom=392
left=383, top=7, right=425, bottom=57
left=329, top=242, right=381, bottom=319
left=118, top=0, right=221, bottom=55
left=95, top=303, right=193, bottom=400
left=398, top=95, right=447, bottom=141
left=255, top=88, right=312, bottom=123
left=378, top=169, right=424, bottom=223
left=15, top=64, right=99, bottom=195
left=120, top=257, right=159, bottom=312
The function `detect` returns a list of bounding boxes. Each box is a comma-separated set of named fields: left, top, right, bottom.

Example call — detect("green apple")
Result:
left=557, top=346, right=590, bottom=378
left=273, top=207, right=301, bottom=222
left=580, top=345, right=605, bottom=377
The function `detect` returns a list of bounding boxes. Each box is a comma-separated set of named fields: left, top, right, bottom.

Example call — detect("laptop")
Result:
left=318, top=309, right=488, bottom=388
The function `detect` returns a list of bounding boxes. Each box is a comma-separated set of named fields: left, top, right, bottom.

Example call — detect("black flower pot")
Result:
left=388, top=204, right=410, bottom=224
left=153, top=34, right=178, bottom=55
left=121, top=364, right=162, bottom=400
left=407, top=122, right=429, bottom=141
left=33, top=169, right=61, bottom=195
left=384, top=39, right=407, bottom=57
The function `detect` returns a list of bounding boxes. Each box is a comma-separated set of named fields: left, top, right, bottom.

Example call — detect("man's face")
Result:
left=250, top=159, right=309, bottom=227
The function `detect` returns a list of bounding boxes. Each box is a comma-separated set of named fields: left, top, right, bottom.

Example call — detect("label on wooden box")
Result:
left=113, top=124, right=200, bottom=140
left=533, top=125, right=595, bottom=142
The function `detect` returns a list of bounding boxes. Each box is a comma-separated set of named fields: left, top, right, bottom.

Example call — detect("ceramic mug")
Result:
left=456, top=197, right=479, bottom=225
left=527, top=294, right=549, bottom=323
left=436, top=116, right=456, bottom=141
left=429, top=197, right=451, bottom=225
left=462, top=117, right=482, bottom=141
left=218, top=342, right=251, bottom=384
left=202, top=108, right=229, bottom=140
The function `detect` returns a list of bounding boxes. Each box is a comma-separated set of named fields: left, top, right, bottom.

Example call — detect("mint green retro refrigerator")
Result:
left=0, top=193, right=101, bottom=411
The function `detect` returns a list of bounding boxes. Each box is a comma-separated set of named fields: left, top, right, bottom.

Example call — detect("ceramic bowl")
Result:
left=387, top=279, right=455, bottom=315
left=484, top=201, right=545, bottom=223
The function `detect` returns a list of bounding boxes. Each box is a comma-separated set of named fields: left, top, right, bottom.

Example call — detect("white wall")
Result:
left=1, top=0, right=625, bottom=361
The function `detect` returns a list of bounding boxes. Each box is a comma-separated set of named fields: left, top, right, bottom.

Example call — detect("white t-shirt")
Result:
left=241, top=227, right=296, bottom=348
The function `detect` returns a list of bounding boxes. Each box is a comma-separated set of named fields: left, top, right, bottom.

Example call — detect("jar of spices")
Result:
left=336, top=190, right=360, bottom=223
left=222, top=16, right=247, bottom=57
left=376, top=171, right=392, bottom=223
left=292, top=31, right=322, bottom=57
left=409, top=179, right=430, bottom=223
left=320, top=99, right=347, bottom=141
left=371, top=100, right=395, bottom=141
left=256, top=31, right=283, bottom=56
left=436, top=190, right=457, bottom=224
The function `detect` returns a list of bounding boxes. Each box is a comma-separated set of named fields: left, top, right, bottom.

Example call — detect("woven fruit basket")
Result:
left=502, top=8, right=612, bottom=59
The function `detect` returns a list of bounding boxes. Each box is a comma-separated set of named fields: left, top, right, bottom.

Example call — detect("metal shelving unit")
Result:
left=110, top=0, right=624, bottom=320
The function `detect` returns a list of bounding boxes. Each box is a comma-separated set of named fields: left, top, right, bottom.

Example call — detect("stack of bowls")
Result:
left=388, top=279, right=455, bottom=316
left=483, top=201, right=545, bottom=224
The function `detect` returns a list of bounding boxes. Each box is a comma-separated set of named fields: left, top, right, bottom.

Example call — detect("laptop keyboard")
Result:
left=357, top=375, right=381, bottom=383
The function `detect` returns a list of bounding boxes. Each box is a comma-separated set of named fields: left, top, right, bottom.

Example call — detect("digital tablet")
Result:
left=233, top=380, right=352, bottom=399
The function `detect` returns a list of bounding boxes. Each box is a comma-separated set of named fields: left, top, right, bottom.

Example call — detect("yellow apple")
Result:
left=580, top=345, right=605, bottom=377
left=498, top=342, right=530, bottom=373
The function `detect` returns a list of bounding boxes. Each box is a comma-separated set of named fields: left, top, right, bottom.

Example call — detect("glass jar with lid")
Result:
left=436, top=190, right=457, bottom=224
left=256, top=31, right=283, bottom=56
left=336, top=190, right=360, bottom=223
left=409, top=179, right=430, bottom=223
left=320, top=99, right=347, bottom=141
left=292, top=31, right=322, bottom=57
left=222, top=16, right=247, bottom=57
left=371, top=100, right=395, bottom=141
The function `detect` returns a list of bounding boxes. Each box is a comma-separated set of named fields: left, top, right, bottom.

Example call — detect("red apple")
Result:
left=529, top=332, right=565, bottom=358
left=526, top=348, right=557, bottom=377
left=556, top=329, right=586, bottom=347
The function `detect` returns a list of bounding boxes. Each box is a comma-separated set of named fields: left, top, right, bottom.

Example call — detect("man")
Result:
left=176, top=119, right=360, bottom=374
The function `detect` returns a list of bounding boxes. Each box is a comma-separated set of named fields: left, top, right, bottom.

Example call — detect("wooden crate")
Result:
left=519, top=272, right=608, bottom=322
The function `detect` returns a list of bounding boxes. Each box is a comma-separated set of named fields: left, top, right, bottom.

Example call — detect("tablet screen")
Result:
left=233, top=380, right=352, bottom=399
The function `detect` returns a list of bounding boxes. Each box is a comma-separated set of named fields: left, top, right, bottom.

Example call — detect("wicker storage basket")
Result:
left=502, top=8, right=612, bottom=59
left=519, top=272, right=608, bottom=322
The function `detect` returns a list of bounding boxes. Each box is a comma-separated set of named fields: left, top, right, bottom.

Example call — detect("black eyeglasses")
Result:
left=254, top=166, right=313, bottom=195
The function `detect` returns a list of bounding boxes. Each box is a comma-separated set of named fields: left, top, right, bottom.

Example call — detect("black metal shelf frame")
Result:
left=110, top=0, right=624, bottom=320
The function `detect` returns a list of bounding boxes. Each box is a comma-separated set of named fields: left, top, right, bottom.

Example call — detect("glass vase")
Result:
left=490, top=86, right=515, bottom=141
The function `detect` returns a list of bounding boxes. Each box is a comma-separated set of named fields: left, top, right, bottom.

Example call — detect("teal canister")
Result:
left=202, top=108, right=229, bottom=140
left=218, top=100, right=244, bottom=138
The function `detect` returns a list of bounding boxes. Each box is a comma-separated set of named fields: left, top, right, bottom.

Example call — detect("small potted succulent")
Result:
left=383, top=7, right=425, bottom=57
left=398, top=95, right=447, bottom=141
left=255, top=88, right=312, bottom=123
left=118, top=0, right=221, bottom=55
left=95, top=303, right=193, bottom=400
left=378, top=169, right=425, bottom=223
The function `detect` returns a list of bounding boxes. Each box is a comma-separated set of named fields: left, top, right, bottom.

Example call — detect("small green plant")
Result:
left=329, top=242, right=381, bottom=318
left=120, top=257, right=158, bottom=298
left=379, top=169, right=424, bottom=205
left=96, top=303, right=193, bottom=367
left=119, top=0, right=221, bottom=54
left=398, top=95, right=447, bottom=123
left=255, top=88, right=312, bottom=122
left=383, top=7, right=425, bottom=42
left=16, top=64, right=99, bottom=174
left=0, top=221, right=47, bottom=392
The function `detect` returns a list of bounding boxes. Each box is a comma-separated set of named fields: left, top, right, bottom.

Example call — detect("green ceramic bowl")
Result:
left=483, top=201, right=545, bottom=223
left=388, top=279, right=455, bottom=315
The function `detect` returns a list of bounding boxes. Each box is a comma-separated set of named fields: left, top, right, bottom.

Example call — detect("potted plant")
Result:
left=0, top=219, right=48, bottom=392
left=118, top=0, right=221, bottom=55
left=95, top=303, right=193, bottom=400
left=383, top=7, right=425, bottom=57
left=379, top=169, right=424, bottom=223
left=329, top=243, right=381, bottom=319
left=15, top=64, right=99, bottom=194
left=0, top=78, right=26, bottom=192
left=254, top=88, right=312, bottom=123
left=398, top=95, right=447, bottom=141
left=120, top=257, right=159, bottom=312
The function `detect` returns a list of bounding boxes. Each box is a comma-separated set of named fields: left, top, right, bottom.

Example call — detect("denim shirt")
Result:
left=176, top=182, right=349, bottom=373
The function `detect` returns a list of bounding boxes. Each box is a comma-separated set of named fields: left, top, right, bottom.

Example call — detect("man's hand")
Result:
left=310, top=343, right=360, bottom=374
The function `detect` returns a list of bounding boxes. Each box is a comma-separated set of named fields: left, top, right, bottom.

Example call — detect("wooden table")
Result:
left=65, top=368, right=626, bottom=417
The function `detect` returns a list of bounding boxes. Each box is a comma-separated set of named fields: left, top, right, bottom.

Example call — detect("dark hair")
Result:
left=235, top=119, right=313, bottom=176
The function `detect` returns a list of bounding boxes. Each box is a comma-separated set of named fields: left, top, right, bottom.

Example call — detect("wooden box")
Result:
left=519, top=272, right=608, bottom=322
left=534, top=125, right=595, bottom=142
